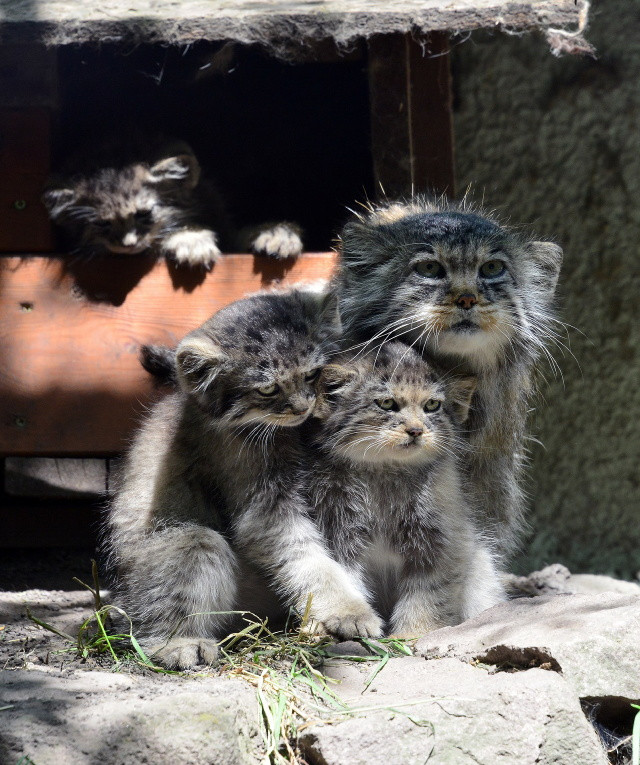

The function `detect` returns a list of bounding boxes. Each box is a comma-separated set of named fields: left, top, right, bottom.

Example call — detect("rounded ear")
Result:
left=148, top=154, right=201, bottom=189
left=339, top=221, right=394, bottom=268
left=317, top=289, right=342, bottom=335
left=175, top=335, right=228, bottom=400
left=313, top=363, right=358, bottom=418
left=42, top=187, right=76, bottom=219
left=444, top=376, right=477, bottom=425
left=524, top=241, right=563, bottom=295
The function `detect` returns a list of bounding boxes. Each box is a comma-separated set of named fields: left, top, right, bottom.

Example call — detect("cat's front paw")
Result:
left=310, top=602, right=383, bottom=640
left=162, top=228, right=221, bottom=268
left=250, top=223, right=303, bottom=260
left=148, top=637, right=219, bottom=669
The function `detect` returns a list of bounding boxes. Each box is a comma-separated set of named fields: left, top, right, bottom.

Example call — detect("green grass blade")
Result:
left=362, top=653, right=389, bottom=693
left=26, top=607, right=75, bottom=643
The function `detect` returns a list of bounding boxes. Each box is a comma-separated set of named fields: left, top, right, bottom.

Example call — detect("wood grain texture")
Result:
left=0, top=110, right=55, bottom=253
left=0, top=253, right=336, bottom=455
left=368, top=32, right=455, bottom=198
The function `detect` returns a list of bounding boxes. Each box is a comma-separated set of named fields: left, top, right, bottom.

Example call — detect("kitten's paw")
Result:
left=148, top=637, right=219, bottom=669
left=311, top=604, right=383, bottom=640
left=389, top=618, right=444, bottom=638
left=162, top=228, right=221, bottom=268
left=250, top=223, right=303, bottom=260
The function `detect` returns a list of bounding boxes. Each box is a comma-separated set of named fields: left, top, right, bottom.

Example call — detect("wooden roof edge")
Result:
left=0, top=1, right=592, bottom=58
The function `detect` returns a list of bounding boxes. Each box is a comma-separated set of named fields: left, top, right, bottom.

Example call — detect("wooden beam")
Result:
left=0, top=252, right=337, bottom=455
left=368, top=32, right=455, bottom=199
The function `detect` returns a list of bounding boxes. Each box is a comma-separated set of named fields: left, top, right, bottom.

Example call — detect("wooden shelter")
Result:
left=0, top=0, right=588, bottom=544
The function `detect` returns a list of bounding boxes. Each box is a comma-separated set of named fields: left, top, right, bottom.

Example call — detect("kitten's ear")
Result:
left=42, top=187, right=76, bottom=219
left=524, top=241, right=563, bottom=296
left=148, top=154, right=201, bottom=189
left=314, top=364, right=358, bottom=418
left=444, top=376, right=477, bottom=425
left=176, top=335, right=228, bottom=399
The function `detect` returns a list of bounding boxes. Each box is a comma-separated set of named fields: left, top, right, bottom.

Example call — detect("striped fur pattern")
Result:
left=307, top=341, right=506, bottom=635
left=107, top=288, right=381, bottom=669
left=335, top=197, right=563, bottom=556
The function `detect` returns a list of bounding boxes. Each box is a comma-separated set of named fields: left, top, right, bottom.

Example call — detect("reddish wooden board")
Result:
left=0, top=253, right=337, bottom=455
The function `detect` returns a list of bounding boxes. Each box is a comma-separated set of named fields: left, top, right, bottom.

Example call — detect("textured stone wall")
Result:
left=452, top=0, right=640, bottom=577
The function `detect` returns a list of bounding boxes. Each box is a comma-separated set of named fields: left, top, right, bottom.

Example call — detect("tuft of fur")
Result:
left=107, top=288, right=381, bottom=668
left=334, top=196, right=563, bottom=557
left=43, top=136, right=304, bottom=265
left=307, top=341, right=506, bottom=635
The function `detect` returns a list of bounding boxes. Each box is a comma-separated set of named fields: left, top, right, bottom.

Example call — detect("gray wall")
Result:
left=452, top=2, right=640, bottom=578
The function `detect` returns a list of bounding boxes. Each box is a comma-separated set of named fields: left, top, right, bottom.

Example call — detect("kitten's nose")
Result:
left=122, top=232, right=138, bottom=247
left=405, top=426, right=424, bottom=438
left=456, top=293, right=477, bottom=310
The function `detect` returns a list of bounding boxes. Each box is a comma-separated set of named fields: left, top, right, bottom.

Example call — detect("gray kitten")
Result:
left=308, top=341, right=506, bottom=635
left=107, top=289, right=381, bottom=669
left=43, top=137, right=303, bottom=266
left=335, top=198, right=562, bottom=557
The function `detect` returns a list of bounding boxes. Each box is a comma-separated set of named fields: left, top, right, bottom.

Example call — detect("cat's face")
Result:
left=176, top=290, right=340, bottom=430
left=318, top=343, right=475, bottom=465
left=43, top=154, right=199, bottom=255
left=339, top=204, right=562, bottom=368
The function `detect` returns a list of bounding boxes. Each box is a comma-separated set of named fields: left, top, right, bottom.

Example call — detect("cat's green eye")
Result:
left=424, top=399, right=442, bottom=413
left=257, top=383, right=280, bottom=396
left=305, top=369, right=320, bottom=382
left=479, top=259, right=506, bottom=278
left=376, top=398, right=398, bottom=411
left=415, top=260, right=446, bottom=279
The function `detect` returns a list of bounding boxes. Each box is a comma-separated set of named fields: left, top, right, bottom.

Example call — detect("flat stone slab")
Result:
left=301, top=656, right=607, bottom=765
left=0, top=667, right=261, bottom=765
left=416, top=592, right=640, bottom=700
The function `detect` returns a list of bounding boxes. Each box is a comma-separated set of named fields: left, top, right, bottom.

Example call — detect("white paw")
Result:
left=309, top=602, right=383, bottom=640
left=148, top=637, right=220, bottom=669
left=389, top=617, right=444, bottom=638
left=162, top=229, right=221, bottom=268
left=250, top=223, right=303, bottom=260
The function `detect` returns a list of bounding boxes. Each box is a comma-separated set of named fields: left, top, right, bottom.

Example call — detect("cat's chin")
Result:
left=425, top=326, right=510, bottom=368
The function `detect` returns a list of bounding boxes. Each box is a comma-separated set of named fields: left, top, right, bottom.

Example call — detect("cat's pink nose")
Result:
left=456, top=293, right=477, bottom=310
left=406, top=426, right=424, bottom=438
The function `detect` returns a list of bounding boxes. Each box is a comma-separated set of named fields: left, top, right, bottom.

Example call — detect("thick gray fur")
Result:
left=107, top=288, right=381, bottom=669
left=43, top=136, right=303, bottom=266
left=308, top=341, right=506, bottom=634
left=334, top=197, right=563, bottom=557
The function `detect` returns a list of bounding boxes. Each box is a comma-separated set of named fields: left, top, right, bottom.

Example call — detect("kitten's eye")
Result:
left=134, top=210, right=153, bottom=221
left=305, top=369, right=320, bottom=382
left=415, top=260, right=446, bottom=279
left=424, top=399, right=442, bottom=413
left=376, top=398, right=398, bottom=411
left=479, top=260, right=506, bottom=278
left=257, top=383, right=280, bottom=396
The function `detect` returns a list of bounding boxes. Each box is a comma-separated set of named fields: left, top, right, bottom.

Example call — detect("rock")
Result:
left=0, top=669, right=261, bottom=765
left=300, top=656, right=607, bottom=765
left=505, top=564, right=640, bottom=598
left=416, top=592, right=640, bottom=700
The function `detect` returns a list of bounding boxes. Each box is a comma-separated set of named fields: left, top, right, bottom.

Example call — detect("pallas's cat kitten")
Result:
left=107, top=289, right=382, bottom=669
left=43, top=136, right=303, bottom=267
left=335, top=198, right=562, bottom=556
left=309, top=341, right=505, bottom=634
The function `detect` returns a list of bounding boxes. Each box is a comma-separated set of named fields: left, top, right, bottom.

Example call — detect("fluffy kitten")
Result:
left=107, top=289, right=381, bottom=669
left=308, top=341, right=505, bottom=635
left=43, top=137, right=303, bottom=266
left=335, top=197, right=562, bottom=557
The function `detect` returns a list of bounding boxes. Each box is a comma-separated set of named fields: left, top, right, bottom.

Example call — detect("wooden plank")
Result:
left=0, top=109, right=55, bottom=253
left=0, top=253, right=337, bottom=455
left=4, top=457, right=108, bottom=498
left=368, top=32, right=455, bottom=199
